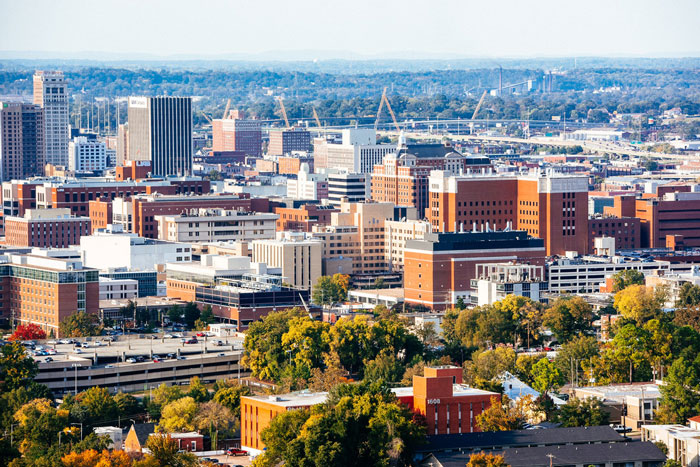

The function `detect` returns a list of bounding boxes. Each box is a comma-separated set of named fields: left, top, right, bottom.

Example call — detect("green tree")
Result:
left=556, top=397, right=610, bottom=427
left=281, top=317, right=331, bottom=382
left=554, top=336, right=600, bottom=385
left=655, top=356, right=700, bottom=424
left=65, top=387, right=119, bottom=429
left=194, top=401, right=235, bottom=437
left=312, top=274, right=350, bottom=305
left=187, top=376, right=210, bottom=403
left=676, top=282, right=700, bottom=307
left=167, top=305, right=182, bottom=325
left=673, top=305, right=700, bottom=332
left=611, top=269, right=645, bottom=292
left=212, top=382, right=252, bottom=418
left=465, top=347, right=517, bottom=386
left=158, top=397, right=198, bottom=433
left=182, top=303, right=200, bottom=329
left=256, top=382, right=425, bottom=467
left=199, top=305, right=215, bottom=325
left=242, top=308, right=306, bottom=382
left=114, top=392, right=141, bottom=416
left=475, top=396, right=525, bottom=432
left=143, top=434, right=198, bottom=467
left=542, top=296, right=593, bottom=343
left=363, top=349, right=405, bottom=384
left=531, top=358, right=563, bottom=394
left=0, top=342, right=38, bottom=391
left=59, top=311, right=101, bottom=337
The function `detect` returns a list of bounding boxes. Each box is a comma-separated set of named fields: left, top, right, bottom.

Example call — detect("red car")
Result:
left=226, top=448, right=247, bottom=456
left=185, top=338, right=198, bottom=344
left=196, top=332, right=205, bottom=337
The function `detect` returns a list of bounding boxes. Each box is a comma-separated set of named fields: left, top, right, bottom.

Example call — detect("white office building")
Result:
left=155, top=208, right=278, bottom=243
left=69, top=137, right=107, bottom=172
left=80, top=224, right=191, bottom=271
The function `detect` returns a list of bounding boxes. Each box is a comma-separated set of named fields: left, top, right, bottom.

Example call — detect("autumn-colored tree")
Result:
left=475, top=396, right=525, bottom=432
left=9, top=323, right=47, bottom=341
left=467, top=452, right=510, bottom=467
left=158, top=397, right=197, bottom=433
left=61, top=448, right=134, bottom=467
left=614, top=284, right=664, bottom=325
left=0, top=341, right=39, bottom=391
left=611, top=269, right=645, bottom=292
left=140, top=434, right=198, bottom=467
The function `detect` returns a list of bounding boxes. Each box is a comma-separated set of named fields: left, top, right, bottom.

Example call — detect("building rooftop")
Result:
left=405, top=230, right=544, bottom=253
left=244, top=391, right=329, bottom=408
left=420, top=425, right=623, bottom=453
left=575, top=382, right=661, bottom=402
left=391, top=384, right=499, bottom=399
left=424, top=441, right=666, bottom=467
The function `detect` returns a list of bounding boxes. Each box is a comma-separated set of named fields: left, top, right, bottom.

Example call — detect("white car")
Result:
left=126, top=358, right=137, bottom=363
left=163, top=334, right=174, bottom=339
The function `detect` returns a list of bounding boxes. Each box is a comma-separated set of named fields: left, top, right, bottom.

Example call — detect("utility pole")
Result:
left=546, top=453, right=554, bottom=467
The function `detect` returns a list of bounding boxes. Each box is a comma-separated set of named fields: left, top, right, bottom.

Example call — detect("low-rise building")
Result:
left=155, top=208, right=278, bottom=244
left=404, top=230, right=546, bottom=310
left=241, top=365, right=499, bottom=455
left=642, top=422, right=700, bottom=467
left=547, top=254, right=671, bottom=294
left=471, top=263, right=547, bottom=306
left=99, top=277, right=139, bottom=300
left=251, top=231, right=323, bottom=290
left=81, top=224, right=191, bottom=271
left=572, top=382, right=661, bottom=429
left=5, top=208, right=91, bottom=248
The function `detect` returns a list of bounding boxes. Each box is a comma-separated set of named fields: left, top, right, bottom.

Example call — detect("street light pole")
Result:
left=72, top=363, right=82, bottom=395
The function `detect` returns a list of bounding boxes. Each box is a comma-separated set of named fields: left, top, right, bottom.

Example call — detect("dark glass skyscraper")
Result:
left=127, top=96, right=192, bottom=177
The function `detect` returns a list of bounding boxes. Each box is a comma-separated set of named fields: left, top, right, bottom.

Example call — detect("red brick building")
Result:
left=587, top=217, right=641, bottom=253
left=427, top=171, right=589, bottom=256
left=404, top=230, right=546, bottom=310
left=115, top=160, right=152, bottom=181
left=0, top=253, right=99, bottom=337
left=4, top=208, right=90, bottom=248
left=31, top=179, right=210, bottom=217
left=88, top=198, right=112, bottom=233
left=604, top=188, right=700, bottom=249
left=240, top=365, right=498, bottom=453
left=2, top=180, right=41, bottom=218
left=393, top=366, right=499, bottom=435
left=274, top=203, right=338, bottom=232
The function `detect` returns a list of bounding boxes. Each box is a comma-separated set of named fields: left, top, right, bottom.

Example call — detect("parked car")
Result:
left=47, top=349, right=57, bottom=355
left=125, top=358, right=137, bottom=363
left=166, top=353, right=176, bottom=359
left=196, top=332, right=205, bottom=337
left=163, top=334, right=174, bottom=339
left=214, top=340, right=224, bottom=346
left=185, top=338, right=198, bottom=344
left=105, top=364, right=115, bottom=369
left=226, top=448, right=247, bottom=456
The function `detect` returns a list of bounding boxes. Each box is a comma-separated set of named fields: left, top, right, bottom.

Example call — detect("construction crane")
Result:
left=471, top=90, right=488, bottom=120
left=276, top=96, right=290, bottom=128
left=223, top=98, right=231, bottom=119
left=199, top=111, right=213, bottom=125
left=374, top=87, right=401, bottom=132
left=312, top=107, right=323, bottom=128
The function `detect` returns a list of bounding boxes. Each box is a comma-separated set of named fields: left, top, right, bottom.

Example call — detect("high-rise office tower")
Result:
left=212, top=117, right=262, bottom=156
left=0, top=102, right=45, bottom=181
left=127, top=96, right=192, bottom=176
left=33, top=71, right=69, bottom=168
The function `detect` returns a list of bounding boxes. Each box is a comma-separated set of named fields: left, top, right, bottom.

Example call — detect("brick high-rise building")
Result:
left=128, top=96, right=192, bottom=176
left=404, top=230, right=546, bottom=310
left=4, top=208, right=91, bottom=248
left=33, top=71, right=69, bottom=168
left=0, top=102, right=44, bottom=181
left=212, top=117, right=261, bottom=156
left=371, top=144, right=491, bottom=217
left=268, top=127, right=311, bottom=156
left=428, top=170, right=589, bottom=256
left=0, top=253, right=99, bottom=337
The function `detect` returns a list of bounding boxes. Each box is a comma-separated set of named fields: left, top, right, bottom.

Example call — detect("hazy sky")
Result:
left=1, top=0, right=698, bottom=59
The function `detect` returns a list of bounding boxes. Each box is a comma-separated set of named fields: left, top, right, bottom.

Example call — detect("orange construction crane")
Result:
left=276, top=96, right=290, bottom=128
left=375, top=87, right=401, bottom=132
left=312, top=107, right=322, bottom=128
left=223, top=98, right=231, bottom=119
left=471, top=90, right=487, bottom=120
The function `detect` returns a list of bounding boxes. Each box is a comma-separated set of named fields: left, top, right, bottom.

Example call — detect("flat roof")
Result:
left=244, top=391, right=329, bottom=408
left=391, top=384, right=499, bottom=399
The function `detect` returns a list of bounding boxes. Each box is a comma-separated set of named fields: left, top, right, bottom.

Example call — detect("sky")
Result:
left=0, top=0, right=698, bottom=59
